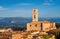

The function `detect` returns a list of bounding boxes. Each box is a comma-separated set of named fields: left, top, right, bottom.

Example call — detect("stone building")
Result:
left=27, top=9, right=56, bottom=32
left=0, top=9, right=56, bottom=39
left=12, top=31, right=55, bottom=39
left=12, top=9, right=56, bottom=39
left=12, top=31, right=22, bottom=39
left=0, top=28, right=12, bottom=39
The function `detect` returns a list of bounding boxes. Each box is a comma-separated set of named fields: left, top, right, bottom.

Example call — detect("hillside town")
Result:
left=0, top=9, right=57, bottom=39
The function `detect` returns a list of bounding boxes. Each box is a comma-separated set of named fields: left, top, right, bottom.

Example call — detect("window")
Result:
left=34, top=15, right=36, bottom=19
left=34, top=10, right=36, bottom=12
left=41, top=23, right=43, bottom=31
left=35, top=24, right=37, bottom=27
left=33, top=36, right=39, bottom=39
left=30, top=25, right=31, bottom=27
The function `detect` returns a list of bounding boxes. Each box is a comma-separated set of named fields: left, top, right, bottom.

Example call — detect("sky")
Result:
left=0, top=0, right=60, bottom=17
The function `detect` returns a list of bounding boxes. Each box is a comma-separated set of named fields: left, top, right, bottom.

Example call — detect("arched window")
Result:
left=34, top=10, right=36, bottom=12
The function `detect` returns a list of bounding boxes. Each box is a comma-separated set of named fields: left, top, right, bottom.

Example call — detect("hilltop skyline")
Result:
left=0, top=0, right=60, bottom=17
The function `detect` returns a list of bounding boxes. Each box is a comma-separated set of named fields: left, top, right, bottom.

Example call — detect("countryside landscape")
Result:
left=0, top=0, right=60, bottom=39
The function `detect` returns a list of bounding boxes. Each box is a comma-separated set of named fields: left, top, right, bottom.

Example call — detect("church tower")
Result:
left=32, top=9, right=38, bottom=22
left=27, top=9, right=56, bottom=31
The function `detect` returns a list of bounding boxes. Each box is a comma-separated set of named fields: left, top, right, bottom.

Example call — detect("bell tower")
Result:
left=32, top=9, right=38, bottom=22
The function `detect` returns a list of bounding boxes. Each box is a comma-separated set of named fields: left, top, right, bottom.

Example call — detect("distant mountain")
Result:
left=39, top=17, right=60, bottom=23
left=0, top=17, right=60, bottom=27
left=0, top=17, right=31, bottom=26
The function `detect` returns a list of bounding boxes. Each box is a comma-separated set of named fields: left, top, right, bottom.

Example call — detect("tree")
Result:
left=42, top=34, right=50, bottom=39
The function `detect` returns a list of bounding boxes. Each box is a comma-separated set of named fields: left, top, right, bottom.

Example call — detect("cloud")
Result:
left=0, top=6, right=8, bottom=10
left=2, top=9, right=31, bottom=17
left=43, top=0, right=54, bottom=6
left=0, top=6, right=4, bottom=10
left=20, top=3, right=32, bottom=6
left=16, top=3, right=33, bottom=6
left=44, top=0, right=54, bottom=2
left=0, top=6, right=3, bottom=9
left=12, top=9, right=31, bottom=13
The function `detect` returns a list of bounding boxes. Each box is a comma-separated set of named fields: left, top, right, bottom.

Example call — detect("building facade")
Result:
left=27, top=9, right=56, bottom=31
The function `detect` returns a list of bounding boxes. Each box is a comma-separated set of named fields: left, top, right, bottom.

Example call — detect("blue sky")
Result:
left=0, top=0, right=60, bottom=17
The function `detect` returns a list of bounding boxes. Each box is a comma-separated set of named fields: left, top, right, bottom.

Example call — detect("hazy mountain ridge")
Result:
left=0, top=17, right=60, bottom=26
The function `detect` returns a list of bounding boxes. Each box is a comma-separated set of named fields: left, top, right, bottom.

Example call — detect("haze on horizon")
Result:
left=0, top=0, right=60, bottom=18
